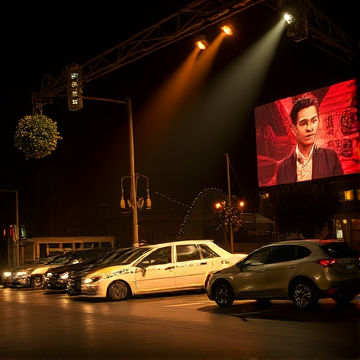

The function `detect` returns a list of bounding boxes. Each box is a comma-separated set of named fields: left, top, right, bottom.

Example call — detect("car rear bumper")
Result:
left=321, top=279, right=360, bottom=299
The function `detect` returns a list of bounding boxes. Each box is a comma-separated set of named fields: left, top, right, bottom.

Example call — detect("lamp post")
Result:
left=121, top=174, right=151, bottom=210
left=82, top=96, right=139, bottom=247
left=0, top=189, right=20, bottom=267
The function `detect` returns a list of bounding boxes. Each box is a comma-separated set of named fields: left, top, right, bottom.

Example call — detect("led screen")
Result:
left=255, top=79, right=359, bottom=187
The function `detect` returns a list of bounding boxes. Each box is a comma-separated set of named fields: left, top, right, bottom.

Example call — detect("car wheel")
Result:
left=213, top=280, right=234, bottom=307
left=31, top=275, right=44, bottom=289
left=291, top=279, right=319, bottom=309
left=107, top=280, right=131, bottom=301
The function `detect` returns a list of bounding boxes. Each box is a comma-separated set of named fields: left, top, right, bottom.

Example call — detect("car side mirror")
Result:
left=136, top=266, right=147, bottom=277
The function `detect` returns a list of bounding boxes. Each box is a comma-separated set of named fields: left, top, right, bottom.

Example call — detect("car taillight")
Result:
left=316, top=259, right=338, bottom=267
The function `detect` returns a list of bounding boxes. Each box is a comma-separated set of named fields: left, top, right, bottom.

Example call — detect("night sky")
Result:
left=1, top=1, right=358, bottom=221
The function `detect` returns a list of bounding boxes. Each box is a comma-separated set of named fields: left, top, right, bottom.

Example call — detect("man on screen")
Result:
left=276, top=96, right=343, bottom=185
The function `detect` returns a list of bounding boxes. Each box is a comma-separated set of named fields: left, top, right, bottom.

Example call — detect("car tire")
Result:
left=213, top=280, right=234, bottom=307
left=107, top=280, right=131, bottom=301
left=291, top=279, right=319, bottom=309
left=30, top=275, right=44, bottom=289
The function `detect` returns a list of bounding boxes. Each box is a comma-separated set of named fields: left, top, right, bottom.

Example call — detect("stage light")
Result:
left=282, top=12, right=294, bottom=24
left=195, top=35, right=208, bottom=50
left=278, top=0, right=309, bottom=41
left=221, top=25, right=233, bottom=36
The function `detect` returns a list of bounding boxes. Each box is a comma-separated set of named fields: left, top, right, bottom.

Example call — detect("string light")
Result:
left=177, top=187, right=224, bottom=238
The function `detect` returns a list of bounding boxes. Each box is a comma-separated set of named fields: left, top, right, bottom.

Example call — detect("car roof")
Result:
left=140, top=239, right=215, bottom=248
left=264, top=239, right=346, bottom=247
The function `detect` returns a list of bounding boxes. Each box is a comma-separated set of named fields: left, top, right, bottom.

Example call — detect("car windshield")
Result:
left=320, top=242, right=357, bottom=258
left=93, top=250, right=116, bottom=264
left=48, top=253, right=74, bottom=265
left=116, top=247, right=152, bottom=265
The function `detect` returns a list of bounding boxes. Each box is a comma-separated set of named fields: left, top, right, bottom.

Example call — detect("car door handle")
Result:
left=200, top=262, right=207, bottom=265
left=258, top=269, right=265, bottom=272
left=288, top=265, right=297, bottom=269
left=165, top=266, right=175, bottom=270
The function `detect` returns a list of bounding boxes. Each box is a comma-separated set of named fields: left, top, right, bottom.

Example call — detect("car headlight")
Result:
left=60, top=272, right=69, bottom=280
left=84, top=276, right=102, bottom=284
left=46, top=272, right=53, bottom=278
left=16, top=271, right=29, bottom=276
left=3, top=272, right=11, bottom=277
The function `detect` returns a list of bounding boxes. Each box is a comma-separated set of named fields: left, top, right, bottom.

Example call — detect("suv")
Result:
left=206, top=239, right=360, bottom=309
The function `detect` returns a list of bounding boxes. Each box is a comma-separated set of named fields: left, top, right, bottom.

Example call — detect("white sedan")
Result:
left=81, top=240, right=247, bottom=301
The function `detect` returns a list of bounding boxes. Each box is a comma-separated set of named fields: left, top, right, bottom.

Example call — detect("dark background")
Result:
left=0, top=1, right=358, bottom=240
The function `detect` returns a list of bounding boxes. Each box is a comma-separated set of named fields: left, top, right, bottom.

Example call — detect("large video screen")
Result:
left=255, top=79, right=359, bottom=187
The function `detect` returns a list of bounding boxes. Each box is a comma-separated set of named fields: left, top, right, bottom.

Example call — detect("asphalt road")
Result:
left=0, top=287, right=359, bottom=360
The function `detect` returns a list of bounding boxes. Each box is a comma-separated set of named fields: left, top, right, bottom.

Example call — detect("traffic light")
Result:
left=66, top=64, right=83, bottom=111
left=9, top=225, right=15, bottom=243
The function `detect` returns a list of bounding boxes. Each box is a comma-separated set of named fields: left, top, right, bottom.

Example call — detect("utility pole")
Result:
left=0, top=190, right=20, bottom=267
left=225, top=154, right=234, bottom=253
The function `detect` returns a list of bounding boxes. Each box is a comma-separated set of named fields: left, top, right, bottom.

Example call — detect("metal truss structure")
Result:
left=31, top=0, right=357, bottom=107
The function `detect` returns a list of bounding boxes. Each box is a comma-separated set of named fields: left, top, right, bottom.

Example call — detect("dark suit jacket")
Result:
left=276, top=146, right=344, bottom=185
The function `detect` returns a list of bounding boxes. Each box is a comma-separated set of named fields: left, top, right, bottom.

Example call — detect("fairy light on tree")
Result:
left=212, top=198, right=243, bottom=244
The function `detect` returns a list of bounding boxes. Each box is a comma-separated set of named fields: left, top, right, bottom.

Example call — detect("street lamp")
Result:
left=82, top=96, right=139, bottom=247
left=120, top=174, right=151, bottom=210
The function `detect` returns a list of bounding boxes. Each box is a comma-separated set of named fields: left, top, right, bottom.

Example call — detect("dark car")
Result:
left=44, top=248, right=122, bottom=290
left=11, top=249, right=107, bottom=289
left=67, top=247, right=136, bottom=294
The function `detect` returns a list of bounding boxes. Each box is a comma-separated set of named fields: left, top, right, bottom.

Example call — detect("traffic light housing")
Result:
left=66, top=64, right=83, bottom=111
left=9, top=225, right=15, bottom=243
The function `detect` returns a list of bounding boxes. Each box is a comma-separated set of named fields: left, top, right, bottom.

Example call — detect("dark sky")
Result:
left=1, top=0, right=358, bottom=213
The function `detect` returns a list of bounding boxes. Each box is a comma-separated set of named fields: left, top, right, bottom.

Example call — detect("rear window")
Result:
left=176, top=245, right=201, bottom=262
left=296, top=246, right=311, bottom=259
left=320, top=242, right=357, bottom=258
left=199, top=244, right=219, bottom=259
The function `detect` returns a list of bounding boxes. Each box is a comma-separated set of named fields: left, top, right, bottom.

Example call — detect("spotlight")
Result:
left=278, top=0, right=309, bottom=41
left=282, top=12, right=294, bottom=24
left=221, top=25, right=233, bottom=36
left=195, top=35, right=208, bottom=50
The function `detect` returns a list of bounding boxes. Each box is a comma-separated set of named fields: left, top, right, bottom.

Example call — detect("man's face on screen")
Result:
left=292, top=105, right=319, bottom=148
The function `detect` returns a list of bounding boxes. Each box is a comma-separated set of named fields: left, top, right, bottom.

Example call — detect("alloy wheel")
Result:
left=292, top=281, right=318, bottom=309
left=107, top=280, right=129, bottom=301
left=214, top=282, right=234, bottom=307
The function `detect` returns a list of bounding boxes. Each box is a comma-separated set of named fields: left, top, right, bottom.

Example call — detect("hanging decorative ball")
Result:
left=14, top=114, right=62, bottom=160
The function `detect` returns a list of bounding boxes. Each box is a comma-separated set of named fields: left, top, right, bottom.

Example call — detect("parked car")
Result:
left=10, top=248, right=107, bottom=289
left=45, top=247, right=133, bottom=291
left=67, top=247, right=138, bottom=294
left=1, top=253, right=65, bottom=287
left=80, top=240, right=247, bottom=301
left=206, top=239, right=360, bottom=309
